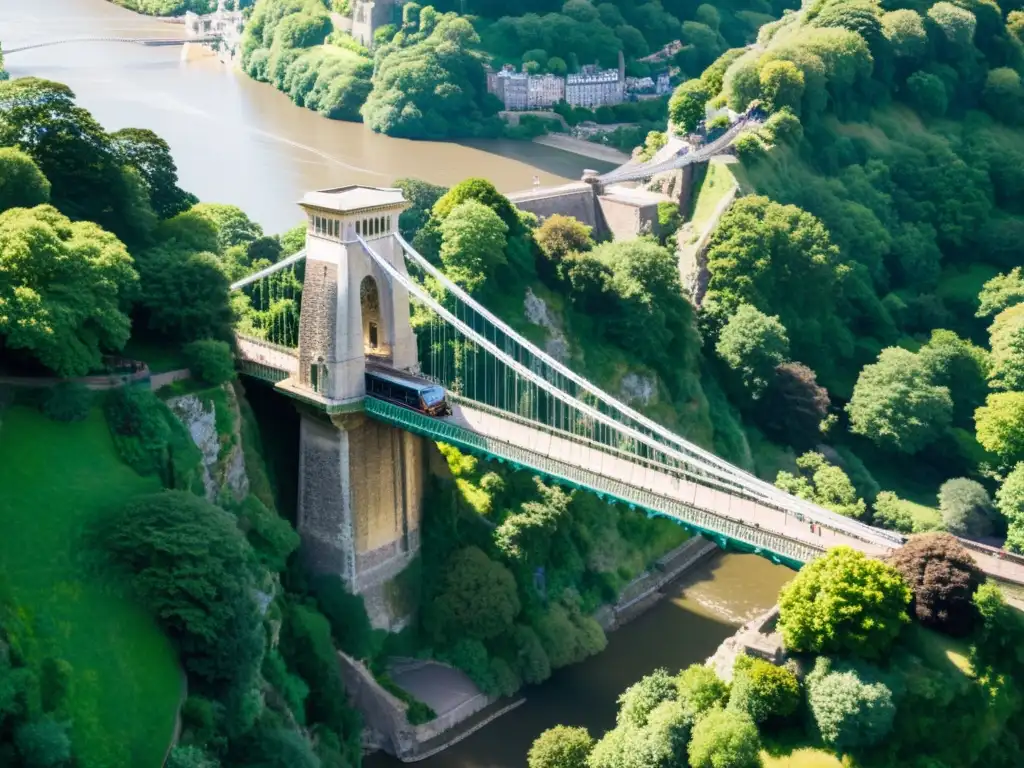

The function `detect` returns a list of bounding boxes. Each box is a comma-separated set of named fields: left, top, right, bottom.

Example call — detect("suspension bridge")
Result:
left=229, top=186, right=1024, bottom=619
left=0, top=36, right=220, bottom=55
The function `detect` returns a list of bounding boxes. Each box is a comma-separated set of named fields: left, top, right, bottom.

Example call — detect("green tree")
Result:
left=668, top=79, right=709, bottom=133
left=110, top=127, right=196, bottom=219
left=183, top=339, right=235, bottom=386
left=976, top=392, right=1024, bottom=463
left=14, top=718, right=72, bottom=768
left=775, top=452, right=867, bottom=520
left=0, top=147, right=51, bottom=212
left=617, top=669, right=678, bottom=728
left=715, top=305, right=790, bottom=398
left=847, top=347, right=953, bottom=455
left=105, top=491, right=264, bottom=693
left=982, top=67, right=1023, bottom=125
left=0, top=205, right=137, bottom=376
left=938, top=478, right=994, bottom=537
left=988, top=304, right=1024, bottom=392
left=918, top=329, right=989, bottom=427
left=906, top=71, right=949, bottom=116
left=887, top=533, right=983, bottom=636
left=872, top=491, right=914, bottom=533
left=235, top=495, right=299, bottom=574
left=805, top=657, right=895, bottom=750
left=927, top=2, right=977, bottom=52
left=535, top=214, right=593, bottom=278
left=996, top=462, right=1024, bottom=552
left=759, top=59, right=805, bottom=113
left=687, top=708, right=761, bottom=768
left=882, top=9, right=928, bottom=62
left=192, top=202, right=264, bottom=252
left=528, top=725, right=593, bottom=768
left=777, top=546, right=911, bottom=658
left=135, top=246, right=233, bottom=342
left=438, top=199, right=509, bottom=293
left=428, top=546, right=520, bottom=643
left=361, top=15, right=497, bottom=140
left=312, top=574, right=375, bottom=660
left=727, top=655, right=800, bottom=724
left=166, top=746, right=221, bottom=768
left=977, top=268, right=1024, bottom=319
left=0, top=78, right=153, bottom=244
left=703, top=197, right=847, bottom=378
left=676, top=664, right=729, bottom=718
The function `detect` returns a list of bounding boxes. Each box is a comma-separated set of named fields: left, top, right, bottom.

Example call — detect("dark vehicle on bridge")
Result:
left=365, top=370, right=451, bottom=416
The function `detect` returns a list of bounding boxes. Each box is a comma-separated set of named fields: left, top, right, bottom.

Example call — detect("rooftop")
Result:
left=300, top=186, right=408, bottom=213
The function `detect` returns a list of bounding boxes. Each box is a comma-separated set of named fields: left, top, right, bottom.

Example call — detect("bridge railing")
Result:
left=392, top=233, right=904, bottom=548
left=365, top=396, right=823, bottom=567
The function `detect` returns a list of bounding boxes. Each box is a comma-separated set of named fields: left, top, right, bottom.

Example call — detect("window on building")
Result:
left=355, top=220, right=361, bottom=235
left=309, top=363, right=319, bottom=393
left=387, top=215, right=392, bottom=232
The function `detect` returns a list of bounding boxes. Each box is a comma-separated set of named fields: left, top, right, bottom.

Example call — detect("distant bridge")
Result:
left=0, top=36, right=220, bottom=55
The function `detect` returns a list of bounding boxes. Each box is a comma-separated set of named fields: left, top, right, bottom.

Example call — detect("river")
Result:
left=368, top=554, right=790, bottom=768
left=1, top=3, right=792, bottom=764
left=0, top=0, right=614, bottom=233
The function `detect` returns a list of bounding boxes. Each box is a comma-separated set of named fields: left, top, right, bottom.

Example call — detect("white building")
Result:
left=488, top=65, right=565, bottom=110
left=527, top=73, right=565, bottom=109
left=566, top=58, right=625, bottom=109
left=656, top=72, right=671, bottom=95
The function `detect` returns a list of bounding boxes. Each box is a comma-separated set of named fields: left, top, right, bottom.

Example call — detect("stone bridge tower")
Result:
left=290, top=186, right=424, bottom=630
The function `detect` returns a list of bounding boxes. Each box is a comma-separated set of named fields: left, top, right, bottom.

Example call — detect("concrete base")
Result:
left=297, top=408, right=424, bottom=629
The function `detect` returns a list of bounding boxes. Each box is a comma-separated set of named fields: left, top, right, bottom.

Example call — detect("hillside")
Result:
left=655, top=0, right=1024, bottom=536
left=0, top=406, right=181, bottom=766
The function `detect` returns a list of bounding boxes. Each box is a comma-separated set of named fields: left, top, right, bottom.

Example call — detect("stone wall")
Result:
left=594, top=535, right=719, bottom=630
left=336, top=652, right=496, bottom=761
left=508, top=185, right=600, bottom=232
left=297, top=260, right=339, bottom=391
left=296, top=409, right=424, bottom=630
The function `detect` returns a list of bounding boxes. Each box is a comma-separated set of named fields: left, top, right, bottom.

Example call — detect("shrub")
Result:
left=777, top=547, right=910, bottom=658
left=105, top=491, right=264, bottom=694
left=888, top=533, right=983, bottom=636
left=312, top=574, right=375, bottom=660
left=805, top=657, right=895, bottom=750
left=236, top=495, right=299, bottom=573
left=103, top=386, right=201, bottom=488
left=727, top=655, right=800, bottom=723
left=15, top=718, right=73, bottom=768
left=687, top=707, right=761, bottom=768
left=41, top=382, right=92, bottom=422
left=677, top=664, right=729, bottom=717
left=938, top=478, right=994, bottom=537
left=873, top=491, right=914, bottom=533
left=183, top=339, right=235, bottom=386
left=617, top=669, right=678, bottom=728
left=528, top=725, right=594, bottom=768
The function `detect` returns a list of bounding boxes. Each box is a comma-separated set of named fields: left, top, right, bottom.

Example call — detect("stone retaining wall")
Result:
left=595, top=535, right=719, bottom=631
left=336, top=652, right=497, bottom=761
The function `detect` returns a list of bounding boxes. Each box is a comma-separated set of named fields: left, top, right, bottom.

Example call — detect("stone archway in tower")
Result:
left=360, top=274, right=385, bottom=358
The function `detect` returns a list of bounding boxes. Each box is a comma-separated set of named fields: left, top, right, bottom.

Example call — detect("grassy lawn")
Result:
left=910, top=623, right=974, bottom=677
left=688, top=159, right=738, bottom=233
left=0, top=407, right=182, bottom=767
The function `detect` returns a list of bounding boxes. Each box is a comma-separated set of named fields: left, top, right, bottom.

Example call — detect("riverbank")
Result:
left=532, top=133, right=632, bottom=164
left=360, top=536, right=720, bottom=762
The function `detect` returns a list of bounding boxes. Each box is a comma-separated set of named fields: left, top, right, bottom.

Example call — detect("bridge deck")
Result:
left=233, top=340, right=1024, bottom=584
left=445, top=402, right=891, bottom=559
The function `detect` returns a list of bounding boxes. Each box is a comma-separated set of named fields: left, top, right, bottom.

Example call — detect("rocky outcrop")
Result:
left=168, top=385, right=249, bottom=503
left=523, top=288, right=571, bottom=362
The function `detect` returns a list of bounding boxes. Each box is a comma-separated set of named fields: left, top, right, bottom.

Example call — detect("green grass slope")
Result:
left=0, top=406, right=182, bottom=767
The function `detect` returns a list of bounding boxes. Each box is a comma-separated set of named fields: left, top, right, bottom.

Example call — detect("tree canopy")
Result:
left=0, top=205, right=137, bottom=376
left=777, top=546, right=911, bottom=658
left=887, top=533, right=983, bottom=636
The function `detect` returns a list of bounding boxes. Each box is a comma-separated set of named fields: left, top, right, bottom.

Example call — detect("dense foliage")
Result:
left=887, top=533, right=983, bottom=636
left=0, top=205, right=137, bottom=376
left=777, top=547, right=911, bottom=658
